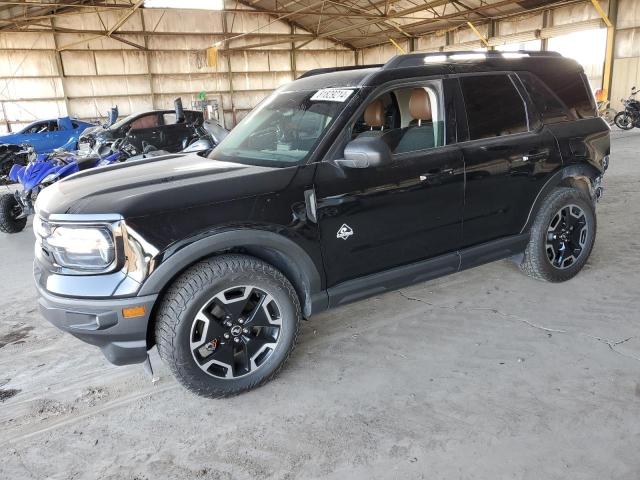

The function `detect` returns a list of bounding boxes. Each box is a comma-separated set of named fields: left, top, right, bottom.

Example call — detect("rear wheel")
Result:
left=0, top=194, right=27, bottom=234
left=155, top=254, right=301, bottom=398
left=519, top=187, right=596, bottom=282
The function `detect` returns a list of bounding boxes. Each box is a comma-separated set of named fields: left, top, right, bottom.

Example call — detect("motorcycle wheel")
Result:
left=0, top=193, right=27, bottom=234
left=614, top=112, right=634, bottom=130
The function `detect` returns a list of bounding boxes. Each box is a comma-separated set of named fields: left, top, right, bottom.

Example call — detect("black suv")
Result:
left=34, top=51, right=609, bottom=398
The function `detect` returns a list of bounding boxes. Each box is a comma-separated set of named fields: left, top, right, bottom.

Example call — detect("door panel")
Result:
left=460, top=129, right=561, bottom=247
left=162, top=124, right=194, bottom=152
left=127, top=127, right=163, bottom=152
left=456, top=73, right=563, bottom=247
left=315, top=146, right=464, bottom=287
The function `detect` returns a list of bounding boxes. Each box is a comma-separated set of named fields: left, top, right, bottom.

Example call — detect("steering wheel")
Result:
left=142, top=141, right=158, bottom=154
left=111, top=137, right=124, bottom=151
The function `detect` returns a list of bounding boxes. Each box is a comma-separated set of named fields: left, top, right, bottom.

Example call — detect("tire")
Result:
left=614, top=112, right=634, bottom=130
left=155, top=254, right=301, bottom=398
left=0, top=194, right=27, bottom=234
left=519, top=187, right=596, bottom=283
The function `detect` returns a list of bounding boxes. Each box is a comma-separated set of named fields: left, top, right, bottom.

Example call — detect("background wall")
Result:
left=611, top=0, right=640, bottom=109
left=0, top=5, right=355, bottom=132
left=1, top=1, right=633, bottom=133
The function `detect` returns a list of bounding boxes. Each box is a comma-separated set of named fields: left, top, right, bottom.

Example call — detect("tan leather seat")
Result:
left=409, top=88, right=432, bottom=125
left=364, top=99, right=385, bottom=129
left=395, top=88, right=437, bottom=154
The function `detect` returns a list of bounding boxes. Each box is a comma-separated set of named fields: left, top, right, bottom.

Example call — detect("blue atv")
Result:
left=0, top=138, right=126, bottom=233
left=1, top=116, right=95, bottom=186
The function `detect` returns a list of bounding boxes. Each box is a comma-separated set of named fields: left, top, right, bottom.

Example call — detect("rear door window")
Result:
left=460, top=74, right=529, bottom=140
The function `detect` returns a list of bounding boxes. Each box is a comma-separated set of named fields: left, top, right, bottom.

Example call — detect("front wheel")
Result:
left=155, top=254, right=301, bottom=398
left=519, top=187, right=596, bottom=283
left=0, top=194, right=27, bottom=233
left=614, top=111, right=634, bottom=130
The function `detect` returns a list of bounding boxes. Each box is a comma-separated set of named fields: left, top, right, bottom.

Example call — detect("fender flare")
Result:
left=520, top=164, right=602, bottom=234
left=138, top=228, right=327, bottom=317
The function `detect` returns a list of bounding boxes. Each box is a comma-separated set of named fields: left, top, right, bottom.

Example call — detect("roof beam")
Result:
left=317, top=0, right=452, bottom=38
left=357, top=0, right=586, bottom=48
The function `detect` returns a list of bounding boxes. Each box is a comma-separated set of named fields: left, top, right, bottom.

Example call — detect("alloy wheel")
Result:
left=545, top=204, right=588, bottom=270
left=190, top=285, right=282, bottom=379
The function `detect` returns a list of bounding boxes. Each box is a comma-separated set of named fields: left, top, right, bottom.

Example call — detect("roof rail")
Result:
left=297, top=64, right=383, bottom=79
left=384, top=50, right=563, bottom=69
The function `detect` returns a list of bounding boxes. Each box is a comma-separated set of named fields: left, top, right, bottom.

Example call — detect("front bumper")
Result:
left=37, top=285, right=157, bottom=365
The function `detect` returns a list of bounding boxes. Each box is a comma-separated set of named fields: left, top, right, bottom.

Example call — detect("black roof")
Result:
left=294, top=51, right=581, bottom=88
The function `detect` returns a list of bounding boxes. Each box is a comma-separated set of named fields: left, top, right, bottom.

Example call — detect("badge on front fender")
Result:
left=337, top=224, right=354, bottom=240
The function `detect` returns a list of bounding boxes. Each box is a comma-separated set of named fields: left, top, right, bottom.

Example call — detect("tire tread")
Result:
left=520, top=187, right=596, bottom=283
left=154, top=254, right=301, bottom=398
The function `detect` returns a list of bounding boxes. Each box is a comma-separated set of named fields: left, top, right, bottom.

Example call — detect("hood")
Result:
left=0, top=132, right=20, bottom=143
left=79, top=125, right=109, bottom=139
left=36, top=153, right=295, bottom=219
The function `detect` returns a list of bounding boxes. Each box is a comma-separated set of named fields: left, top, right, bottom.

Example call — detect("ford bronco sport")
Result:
left=34, top=51, right=609, bottom=398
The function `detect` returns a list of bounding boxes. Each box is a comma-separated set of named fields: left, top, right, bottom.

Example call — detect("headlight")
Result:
left=42, top=224, right=115, bottom=271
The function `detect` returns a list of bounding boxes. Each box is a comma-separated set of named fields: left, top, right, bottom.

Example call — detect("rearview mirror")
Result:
left=337, top=136, right=392, bottom=169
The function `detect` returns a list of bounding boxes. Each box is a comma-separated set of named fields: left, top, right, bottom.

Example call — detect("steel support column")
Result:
left=591, top=0, right=618, bottom=99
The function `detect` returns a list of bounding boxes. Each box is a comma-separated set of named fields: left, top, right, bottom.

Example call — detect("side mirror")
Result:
left=337, top=136, right=392, bottom=169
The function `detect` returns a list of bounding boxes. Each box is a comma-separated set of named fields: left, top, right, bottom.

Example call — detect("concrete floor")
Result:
left=1, top=130, right=639, bottom=480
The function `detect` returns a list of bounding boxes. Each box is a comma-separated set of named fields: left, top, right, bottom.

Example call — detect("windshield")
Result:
left=208, top=89, right=352, bottom=167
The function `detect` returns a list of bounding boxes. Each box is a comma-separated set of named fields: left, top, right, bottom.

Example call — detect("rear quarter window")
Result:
left=535, top=70, right=596, bottom=119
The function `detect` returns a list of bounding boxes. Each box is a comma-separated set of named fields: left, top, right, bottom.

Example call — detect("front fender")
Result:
left=9, top=164, right=25, bottom=183
left=138, top=228, right=327, bottom=317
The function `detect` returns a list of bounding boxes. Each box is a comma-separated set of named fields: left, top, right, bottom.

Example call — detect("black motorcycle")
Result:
left=614, top=87, right=640, bottom=130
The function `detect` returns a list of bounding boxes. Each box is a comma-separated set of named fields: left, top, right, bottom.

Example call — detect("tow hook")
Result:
left=594, top=176, right=604, bottom=203
left=595, top=186, right=604, bottom=201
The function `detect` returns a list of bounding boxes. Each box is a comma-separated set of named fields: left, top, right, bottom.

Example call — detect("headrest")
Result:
left=364, top=99, right=384, bottom=127
left=409, top=88, right=432, bottom=121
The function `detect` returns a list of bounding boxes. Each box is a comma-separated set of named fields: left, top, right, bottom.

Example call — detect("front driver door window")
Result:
left=127, top=113, right=162, bottom=151
left=314, top=79, right=465, bottom=291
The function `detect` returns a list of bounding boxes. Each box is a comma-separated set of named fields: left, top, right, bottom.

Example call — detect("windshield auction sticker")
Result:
left=310, top=89, right=354, bottom=102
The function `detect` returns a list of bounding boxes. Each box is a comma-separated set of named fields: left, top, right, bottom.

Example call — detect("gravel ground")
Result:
left=0, top=129, right=639, bottom=480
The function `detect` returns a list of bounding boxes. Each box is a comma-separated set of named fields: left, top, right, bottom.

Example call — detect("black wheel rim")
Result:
left=617, top=114, right=633, bottom=129
left=10, top=203, right=22, bottom=221
left=545, top=204, right=588, bottom=270
left=190, top=285, right=282, bottom=379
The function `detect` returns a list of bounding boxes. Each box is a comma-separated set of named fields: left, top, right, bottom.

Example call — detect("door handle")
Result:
left=522, top=151, right=548, bottom=162
left=420, top=168, right=454, bottom=181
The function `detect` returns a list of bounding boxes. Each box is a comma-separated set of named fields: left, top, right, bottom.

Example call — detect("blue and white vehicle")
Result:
left=0, top=116, right=95, bottom=153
